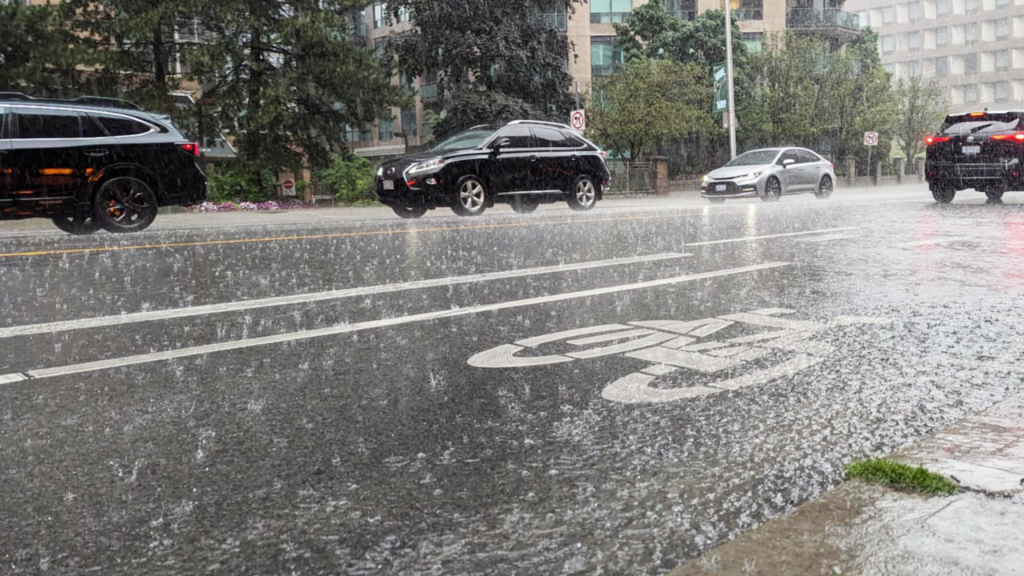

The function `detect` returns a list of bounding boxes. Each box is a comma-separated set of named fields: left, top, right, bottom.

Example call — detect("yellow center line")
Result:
left=0, top=213, right=679, bottom=259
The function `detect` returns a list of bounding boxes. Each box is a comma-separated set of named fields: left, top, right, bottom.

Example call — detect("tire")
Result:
left=451, top=176, right=488, bottom=217
left=92, top=177, right=158, bottom=233
left=392, top=204, right=428, bottom=219
left=509, top=196, right=539, bottom=214
left=761, top=176, right=782, bottom=202
left=932, top=188, right=955, bottom=204
left=51, top=213, right=100, bottom=235
left=815, top=175, right=833, bottom=200
left=707, top=198, right=726, bottom=204
left=985, top=189, right=1005, bottom=201
left=568, top=176, right=597, bottom=211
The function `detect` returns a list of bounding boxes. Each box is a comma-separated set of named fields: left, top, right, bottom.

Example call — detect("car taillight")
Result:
left=925, top=136, right=950, bottom=145
left=989, top=133, right=1024, bottom=142
left=178, top=142, right=199, bottom=157
left=968, top=112, right=986, bottom=117
left=600, top=150, right=608, bottom=158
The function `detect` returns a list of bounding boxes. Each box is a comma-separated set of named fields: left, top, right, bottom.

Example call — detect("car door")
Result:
left=488, top=125, right=535, bottom=194
left=777, top=150, right=802, bottom=192
left=8, top=106, right=91, bottom=212
left=798, top=150, right=825, bottom=189
left=530, top=127, right=575, bottom=192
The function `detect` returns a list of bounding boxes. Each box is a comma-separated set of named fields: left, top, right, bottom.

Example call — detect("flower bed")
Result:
left=184, top=200, right=316, bottom=213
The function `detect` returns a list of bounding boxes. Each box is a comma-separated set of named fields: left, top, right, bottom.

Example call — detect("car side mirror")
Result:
left=492, top=138, right=511, bottom=152
left=782, top=158, right=795, bottom=168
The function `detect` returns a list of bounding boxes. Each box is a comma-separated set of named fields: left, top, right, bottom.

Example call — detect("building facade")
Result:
left=350, top=0, right=861, bottom=158
left=847, top=0, right=1024, bottom=110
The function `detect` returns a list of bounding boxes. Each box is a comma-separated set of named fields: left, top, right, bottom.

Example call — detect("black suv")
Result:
left=376, top=120, right=611, bottom=218
left=0, top=93, right=206, bottom=234
left=925, top=110, right=1024, bottom=203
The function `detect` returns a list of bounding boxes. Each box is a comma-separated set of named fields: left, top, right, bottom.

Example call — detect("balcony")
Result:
left=787, top=9, right=860, bottom=43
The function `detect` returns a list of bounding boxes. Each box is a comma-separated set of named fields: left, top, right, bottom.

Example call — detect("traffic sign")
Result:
left=570, top=110, right=586, bottom=131
left=282, top=179, right=296, bottom=195
left=863, top=131, right=879, bottom=146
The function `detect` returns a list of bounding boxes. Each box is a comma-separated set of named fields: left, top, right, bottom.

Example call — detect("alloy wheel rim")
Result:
left=460, top=181, right=484, bottom=211
left=105, top=182, right=150, bottom=224
left=768, top=179, right=780, bottom=198
left=576, top=180, right=595, bottom=206
left=821, top=178, right=832, bottom=196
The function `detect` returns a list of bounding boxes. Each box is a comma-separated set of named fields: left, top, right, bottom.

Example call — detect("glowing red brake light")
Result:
left=925, top=136, right=950, bottom=145
left=600, top=150, right=608, bottom=158
left=968, top=112, right=986, bottom=117
left=990, top=132, right=1024, bottom=141
left=178, top=142, right=199, bottom=157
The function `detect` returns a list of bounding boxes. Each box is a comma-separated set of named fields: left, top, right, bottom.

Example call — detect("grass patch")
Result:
left=845, top=458, right=960, bottom=495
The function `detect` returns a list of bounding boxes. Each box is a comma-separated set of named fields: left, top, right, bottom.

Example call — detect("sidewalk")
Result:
left=669, top=391, right=1024, bottom=576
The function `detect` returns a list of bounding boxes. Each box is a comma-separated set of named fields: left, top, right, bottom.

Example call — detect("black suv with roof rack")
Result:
left=375, top=120, right=611, bottom=218
left=925, top=110, right=1024, bottom=203
left=0, top=93, right=206, bottom=234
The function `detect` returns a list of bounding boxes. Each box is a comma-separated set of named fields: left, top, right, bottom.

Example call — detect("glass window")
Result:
left=797, top=150, right=820, bottom=163
left=996, top=0, right=1010, bottom=7
left=995, top=81, right=1010, bottom=102
left=374, top=38, right=387, bottom=59
left=400, top=109, right=417, bottom=138
left=590, top=0, right=632, bottom=24
left=935, top=27, right=949, bottom=46
left=532, top=127, right=570, bottom=148
left=431, top=126, right=497, bottom=151
left=541, top=0, right=568, bottom=30
left=882, top=7, right=894, bottom=24
left=964, top=84, right=978, bottom=103
left=964, top=22, right=978, bottom=43
left=881, top=35, right=894, bottom=54
left=909, top=60, right=921, bottom=78
left=397, top=6, right=410, bottom=23
left=996, top=50, right=1011, bottom=71
left=936, top=0, right=950, bottom=16
left=666, top=0, right=697, bottom=21
left=935, top=56, right=949, bottom=78
left=591, top=37, right=622, bottom=78
left=95, top=114, right=151, bottom=136
left=497, top=126, right=533, bottom=148
left=81, top=114, right=107, bottom=138
left=373, top=2, right=388, bottom=28
left=742, top=32, right=763, bottom=53
left=344, top=124, right=364, bottom=144
left=964, top=53, right=978, bottom=75
left=725, top=149, right=781, bottom=166
left=908, top=31, right=920, bottom=51
left=0, top=107, right=6, bottom=138
left=378, top=116, right=393, bottom=141
left=16, top=109, right=80, bottom=139
left=965, top=0, right=978, bottom=13
left=995, top=18, right=1009, bottom=39
left=737, top=0, right=762, bottom=20
left=908, top=2, right=921, bottom=21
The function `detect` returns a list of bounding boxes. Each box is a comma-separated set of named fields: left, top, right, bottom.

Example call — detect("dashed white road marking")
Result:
left=2, top=262, right=790, bottom=383
left=0, top=252, right=692, bottom=340
left=685, top=227, right=859, bottom=246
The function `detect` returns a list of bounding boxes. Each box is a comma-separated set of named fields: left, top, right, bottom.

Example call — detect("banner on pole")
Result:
left=713, top=63, right=728, bottom=117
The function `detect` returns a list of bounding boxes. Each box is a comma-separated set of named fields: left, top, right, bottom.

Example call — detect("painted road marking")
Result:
left=0, top=213, right=693, bottom=259
left=795, top=234, right=860, bottom=243
left=0, top=253, right=691, bottom=340
left=0, top=262, right=790, bottom=383
left=685, top=227, right=859, bottom=246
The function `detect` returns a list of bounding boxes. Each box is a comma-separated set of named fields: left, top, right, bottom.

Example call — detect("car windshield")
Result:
left=725, top=150, right=780, bottom=167
left=430, top=127, right=497, bottom=152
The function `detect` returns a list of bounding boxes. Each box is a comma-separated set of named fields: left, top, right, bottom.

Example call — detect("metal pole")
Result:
left=724, top=1, right=738, bottom=160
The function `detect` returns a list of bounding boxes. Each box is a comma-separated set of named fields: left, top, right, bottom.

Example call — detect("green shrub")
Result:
left=316, top=155, right=377, bottom=205
left=207, top=165, right=276, bottom=203
left=845, top=458, right=960, bottom=495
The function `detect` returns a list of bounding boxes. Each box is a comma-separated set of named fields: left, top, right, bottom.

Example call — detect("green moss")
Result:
left=845, top=458, right=960, bottom=495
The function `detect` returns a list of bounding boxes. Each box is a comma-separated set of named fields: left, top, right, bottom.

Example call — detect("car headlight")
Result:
left=739, top=171, right=762, bottom=181
left=408, top=158, right=445, bottom=174
left=702, top=174, right=709, bottom=183
left=377, top=167, right=384, bottom=177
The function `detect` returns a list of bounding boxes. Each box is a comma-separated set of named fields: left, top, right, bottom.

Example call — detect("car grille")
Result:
left=705, top=181, right=740, bottom=195
left=381, top=159, right=420, bottom=178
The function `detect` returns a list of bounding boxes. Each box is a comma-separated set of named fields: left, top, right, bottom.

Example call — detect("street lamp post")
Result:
left=724, top=1, right=738, bottom=160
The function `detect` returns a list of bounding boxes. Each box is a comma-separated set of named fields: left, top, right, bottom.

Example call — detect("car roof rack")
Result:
left=0, top=91, right=143, bottom=111
left=508, top=119, right=575, bottom=130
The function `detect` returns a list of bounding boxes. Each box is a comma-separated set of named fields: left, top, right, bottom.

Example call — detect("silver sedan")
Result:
left=701, top=147, right=837, bottom=203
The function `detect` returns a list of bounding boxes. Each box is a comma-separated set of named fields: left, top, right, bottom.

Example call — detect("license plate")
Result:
left=382, top=180, right=395, bottom=190
left=716, top=184, right=727, bottom=192
left=962, top=146, right=981, bottom=155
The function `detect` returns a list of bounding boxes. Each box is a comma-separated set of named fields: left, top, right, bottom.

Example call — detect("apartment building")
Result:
left=351, top=0, right=862, bottom=158
left=847, top=0, right=1024, bottom=109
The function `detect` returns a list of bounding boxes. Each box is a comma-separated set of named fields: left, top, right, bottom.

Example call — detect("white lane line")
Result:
left=795, top=234, right=860, bottom=243
left=686, top=227, right=859, bottom=247
left=900, top=237, right=968, bottom=248
left=0, top=252, right=691, bottom=340
left=2, top=262, right=790, bottom=383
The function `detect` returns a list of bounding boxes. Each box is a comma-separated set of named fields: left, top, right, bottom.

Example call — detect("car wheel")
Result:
left=932, top=188, right=956, bottom=204
left=707, top=198, right=726, bottom=204
left=985, top=189, right=1005, bottom=201
left=92, top=177, right=159, bottom=233
left=51, top=213, right=100, bottom=235
left=392, top=204, right=428, bottom=219
left=568, top=176, right=597, bottom=211
left=815, top=175, right=833, bottom=200
left=509, top=196, right=539, bottom=214
left=452, top=176, right=488, bottom=217
left=761, top=176, right=782, bottom=202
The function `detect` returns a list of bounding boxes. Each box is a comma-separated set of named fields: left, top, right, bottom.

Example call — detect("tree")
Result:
left=387, top=0, right=583, bottom=139
left=587, top=59, right=714, bottom=163
left=185, top=0, right=406, bottom=184
left=894, top=77, right=946, bottom=166
left=0, top=2, right=82, bottom=95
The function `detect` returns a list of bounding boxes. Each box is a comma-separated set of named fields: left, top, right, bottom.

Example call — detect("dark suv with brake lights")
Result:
left=925, top=110, right=1024, bottom=203
left=0, top=93, right=206, bottom=234
left=375, top=120, right=611, bottom=218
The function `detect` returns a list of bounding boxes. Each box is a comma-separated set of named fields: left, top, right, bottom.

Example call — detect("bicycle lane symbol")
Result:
left=468, top=308, right=890, bottom=404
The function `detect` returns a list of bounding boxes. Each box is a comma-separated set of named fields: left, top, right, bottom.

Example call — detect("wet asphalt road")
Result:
left=2, top=188, right=1024, bottom=575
